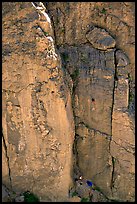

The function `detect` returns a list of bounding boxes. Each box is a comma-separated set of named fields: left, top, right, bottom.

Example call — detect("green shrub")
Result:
left=72, top=191, right=78, bottom=197
left=92, top=185, right=101, bottom=192
left=23, top=191, right=40, bottom=202
left=44, top=31, right=49, bottom=36
left=101, top=8, right=106, bottom=14
left=62, top=52, right=69, bottom=62
left=81, top=197, right=90, bottom=202
left=61, top=28, right=65, bottom=33
left=70, top=69, right=79, bottom=81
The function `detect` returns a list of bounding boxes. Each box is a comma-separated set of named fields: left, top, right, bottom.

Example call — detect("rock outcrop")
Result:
left=46, top=2, right=135, bottom=202
left=86, top=27, right=116, bottom=50
left=2, top=2, right=74, bottom=202
left=2, top=2, right=135, bottom=202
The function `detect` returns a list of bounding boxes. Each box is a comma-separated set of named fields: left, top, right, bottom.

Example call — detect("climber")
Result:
left=86, top=180, right=93, bottom=187
left=79, top=175, right=93, bottom=187
left=74, top=176, right=94, bottom=200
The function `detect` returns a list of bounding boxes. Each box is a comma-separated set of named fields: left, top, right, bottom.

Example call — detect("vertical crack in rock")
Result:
left=110, top=156, right=115, bottom=193
left=111, top=49, right=118, bottom=137
left=109, top=49, right=118, bottom=193
left=128, top=73, right=130, bottom=109
left=2, top=133, right=12, bottom=190
left=72, top=134, right=80, bottom=179
left=71, top=69, right=81, bottom=180
left=127, top=73, right=133, bottom=110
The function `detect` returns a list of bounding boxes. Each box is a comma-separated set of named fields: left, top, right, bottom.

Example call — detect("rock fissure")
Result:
left=16, top=83, right=34, bottom=94
left=78, top=121, right=112, bottom=139
left=109, top=49, right=118, bottom=194
left=110, top=156, right=115, bottom=192
left=128, top=73, right=133, bottom=109
left=71, top=78, right=81, bottom=180
left=111, top=49, right=118, bottom=135
left=2, top=133, right=12, bottom=190
left=112, top=139, right=134, bottom=155
left=107, top=13, right=131, bottom=30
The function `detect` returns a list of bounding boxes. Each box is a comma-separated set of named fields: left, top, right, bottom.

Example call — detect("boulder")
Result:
left=86, top=27, right=116, bottom=50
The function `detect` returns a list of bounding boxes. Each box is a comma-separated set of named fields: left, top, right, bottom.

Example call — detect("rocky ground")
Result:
left=2, top=182, right=119, bottom=202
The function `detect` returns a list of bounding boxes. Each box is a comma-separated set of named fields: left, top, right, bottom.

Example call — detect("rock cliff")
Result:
left=2, top=2, right=135, bottom=202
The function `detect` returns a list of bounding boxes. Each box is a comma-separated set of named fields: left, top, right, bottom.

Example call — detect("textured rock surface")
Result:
left=69, top=177, right=109, bottom=202
left=91, top=190, right=108, bottom=202
left=46, top=2, right=135, bottom=202
left=86, top=27, right=116, bottom=50
left=2, top=2, right=74, bottom=202
left=2, top=2, right=135, bottom=202
left=2, top=185, right=12, bottom=202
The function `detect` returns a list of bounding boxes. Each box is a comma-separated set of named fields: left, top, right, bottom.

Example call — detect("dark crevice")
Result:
left=71, top=71, right=82, bottom=180
left=2, top=132, right=12, bottom=190
left=111, top=49, right=118, bottom=137
left=110, top=156, right=115, bottom=192
left=72, top=132, right=81, bottom=180
left=109, top=49, right=118, bottom=193
left=127, top=73, right=134, bottom=110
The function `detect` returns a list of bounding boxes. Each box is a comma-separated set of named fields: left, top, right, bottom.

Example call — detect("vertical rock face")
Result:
left=2, top=2, right=135, bottom=202
left=46, top=2, right=135, bottom=202
left=58, top=38, right=115, bottom=199
left=2, top=2, right=74, bottom=201
left=110, top=52, right=135, bottom=200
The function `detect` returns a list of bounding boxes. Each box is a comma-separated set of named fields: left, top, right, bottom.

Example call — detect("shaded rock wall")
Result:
left=46, top=2, right=135, bottom=201
left=2, top=2, right=135, bottom=202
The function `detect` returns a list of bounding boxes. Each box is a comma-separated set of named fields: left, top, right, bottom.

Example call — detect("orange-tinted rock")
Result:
left=2, top=2, right=74, bottom=202
left=2, top=2, right=135, bottom=202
